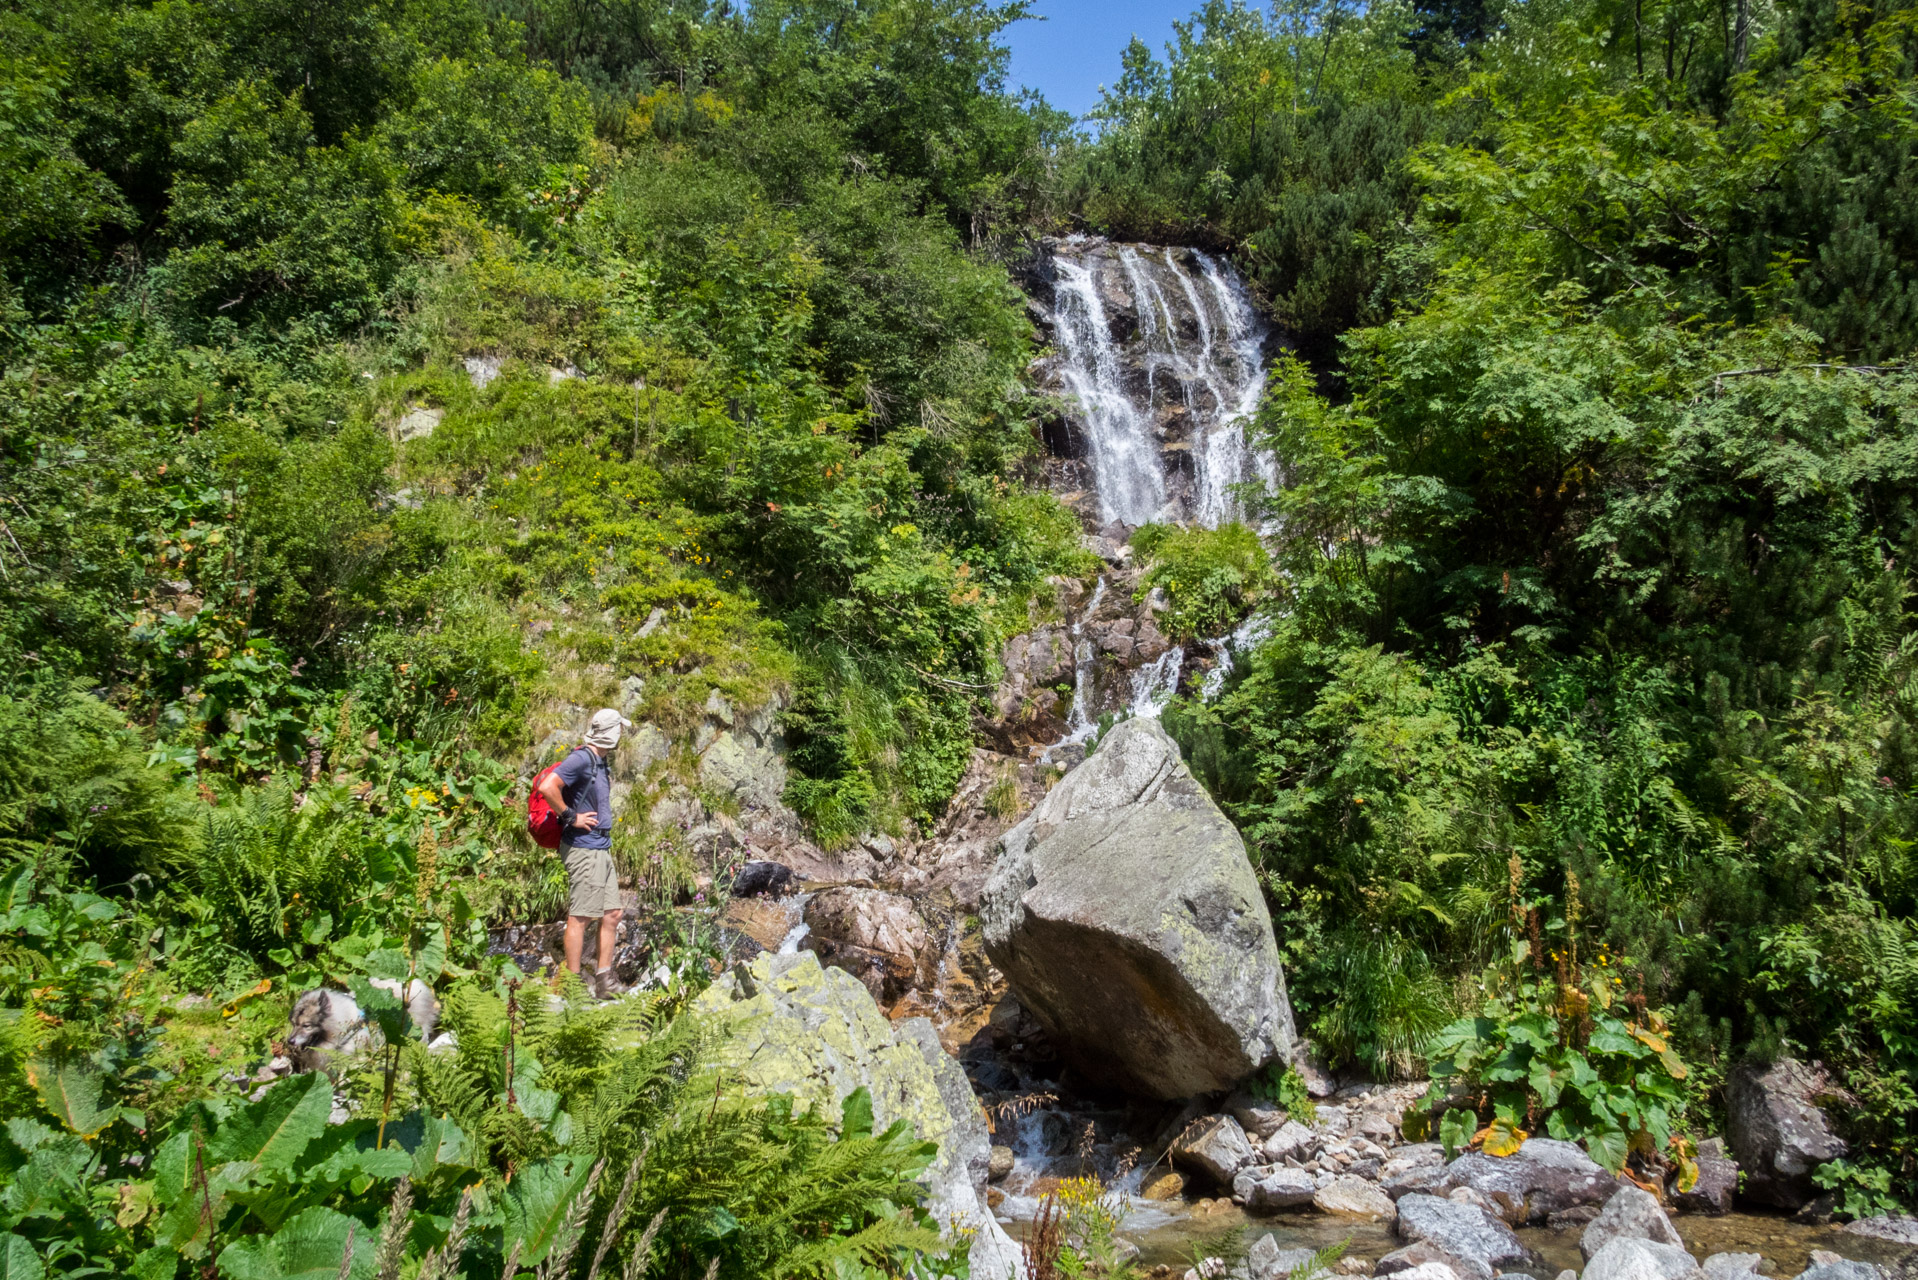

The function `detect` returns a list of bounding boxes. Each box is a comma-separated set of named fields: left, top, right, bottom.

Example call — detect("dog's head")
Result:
left=287, top=989, right=332, bottom=1049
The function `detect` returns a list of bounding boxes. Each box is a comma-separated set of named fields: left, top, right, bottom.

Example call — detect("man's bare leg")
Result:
left=595, top=910, right=623, bottom=993
left=564, top=914, right=590, bottom=974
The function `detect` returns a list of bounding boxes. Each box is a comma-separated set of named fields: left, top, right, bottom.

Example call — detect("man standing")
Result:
left=537, top=708, right=631, bottom=998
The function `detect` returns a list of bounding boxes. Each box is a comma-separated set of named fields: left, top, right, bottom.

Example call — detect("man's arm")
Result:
left=540, top=763, right=600, bottom=830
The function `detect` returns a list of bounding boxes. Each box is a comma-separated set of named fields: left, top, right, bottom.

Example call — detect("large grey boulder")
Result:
left=1394, top=1194, right=1538, bottom=1280
left=1702, top=1255, right=1764, bottom=1280
left=1436, top=1138, right=1623, bottom=1224
left=1583, top=1239, right=1704, bottom=1280
left=1227, top=1090, right=1289, bottom=1140
left=1843, top=1214, right=1918, bottom=1243
left=1795, top=1263, right=1885, bottom=1280
left=1582, top=1186, right=1684, bottom=1260
left=693, top=952, right=1024, bottom=1279
left=1315, top=1174, right=1398, bottom=1221
left=980, top=717, right=1294, bottom=1098
left=1232, top=1164, right=1317, bottom=1211
left=1262, top=1119, right=1318, bottom=1163
left=1727, top=1059, right=1848, bottom=1209
left=1377, top=1243, right=1465, bottom=1277
left=1246, top=1236, right=1320, bottom=1280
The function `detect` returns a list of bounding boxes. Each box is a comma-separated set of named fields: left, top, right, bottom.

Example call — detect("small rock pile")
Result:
left=1166, top=1082, right=1429, bottom=1224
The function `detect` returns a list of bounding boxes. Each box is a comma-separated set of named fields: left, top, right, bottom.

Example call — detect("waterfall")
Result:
left=1042, top=239, right=1273, bottom=531
left=1055, top=578, right=1109, bottom=750
left=1033, top=238, right=1278, bottom=753
left=1049, top=258, right=1167, bottom=527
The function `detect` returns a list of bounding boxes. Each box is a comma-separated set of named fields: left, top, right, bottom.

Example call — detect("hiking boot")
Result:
left=591, top=967, right=624, bottom=1001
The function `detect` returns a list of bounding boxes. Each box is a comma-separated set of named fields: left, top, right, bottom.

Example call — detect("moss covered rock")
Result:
left=694, top=951, right=1024, bottom=1278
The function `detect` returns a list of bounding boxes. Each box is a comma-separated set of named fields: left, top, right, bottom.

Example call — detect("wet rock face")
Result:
left=981, top=571, right=1176, bottom=756
left=980, top=717, right=1295, bottom=1099
left=1727, top=1058, right=1849, bottom=1209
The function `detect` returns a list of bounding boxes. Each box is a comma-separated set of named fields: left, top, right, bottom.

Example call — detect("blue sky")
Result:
left=1002, top=0, right=1197, bottom=118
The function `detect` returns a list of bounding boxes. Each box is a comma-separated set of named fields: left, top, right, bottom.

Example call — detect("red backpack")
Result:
left=526, top=750, right=580, bottom=849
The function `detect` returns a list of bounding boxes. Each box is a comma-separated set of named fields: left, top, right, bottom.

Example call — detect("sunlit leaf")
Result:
left=26, top=1059, right=116, bottom=1139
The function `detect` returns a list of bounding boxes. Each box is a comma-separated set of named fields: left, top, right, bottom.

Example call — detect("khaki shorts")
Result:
left=562, top=844, right=621, bottom=917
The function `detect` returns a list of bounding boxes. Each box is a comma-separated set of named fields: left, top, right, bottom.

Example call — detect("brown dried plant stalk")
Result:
left=586, top=1156, right=645, bottom=1280
left=620, top=1210, right=667, bottom=1280
left=419, top=1185, right=475, bottom=1280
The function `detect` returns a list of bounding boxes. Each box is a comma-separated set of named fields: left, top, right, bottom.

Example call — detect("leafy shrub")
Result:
left=0, top=681, right=192, bottom=881
left=1307, top=931, right=1452, bottom=1080
left=1131, top=522, right=1273, bottom=639
left=182, top=777, right=392, bottom=963
left=1416, top=934, right=1692, bottom=1175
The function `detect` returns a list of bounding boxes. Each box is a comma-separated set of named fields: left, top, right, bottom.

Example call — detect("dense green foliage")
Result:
left=8, top=0, right=1918, bottom=1253
left=0, top=0, right=1074, bottom=1273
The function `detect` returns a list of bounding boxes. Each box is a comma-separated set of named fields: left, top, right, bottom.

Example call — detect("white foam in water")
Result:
left=1199, top=611, right=1274, bottom=702
left=1128, top=644, right=1185, bottom=718
left=776, top=922, right=810, bottom=955
left=1050, top=260, right=1167, bottom=527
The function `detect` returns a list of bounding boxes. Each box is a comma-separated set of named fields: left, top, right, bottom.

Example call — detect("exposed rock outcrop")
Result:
left=980, top=571, right=1176, bottom=758
left=1673, top=1137, right=1738, bottom=1216
left=1582, top=1186, right=1684, bottom=1260
left=801, top=887, right=940, bottom=1007
left=1583, top=1238, right=1705, bottom=1280
left=981, top=717, right=1294, bottom=1099
left=693, top=951, right=1023, bottom=1279
left=1393, top=1193, right=1539, bottom=1280
left=1727, top=1058, right=1849, bottom=1209
left=1415, top=1138, right=1625, bottom=1226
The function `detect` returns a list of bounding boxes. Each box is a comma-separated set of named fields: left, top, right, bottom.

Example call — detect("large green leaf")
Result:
left=404, top=1113, right=470, bottom=1182
left=1585, top=1124, right=1629, bottom=1173
left=840, top=1086, right=875, bottom=1141
left=150, top=1155, right=260, bottom=1257
left=503, top=1157, right=592, bottom=1266
left=216, top=1205, right=375, bottom=1280
left=0, top=1235, right=43, bottom=1280
left=26, top=1059, right=116, bottom=1139
left=207, top=1074, right=330, bottom=1174
left=2, top=1139, right=91, bottom=1221
left=1437, top=1107, right=1474, bottom=1159
left=346, top=977, right=409, bottom=1046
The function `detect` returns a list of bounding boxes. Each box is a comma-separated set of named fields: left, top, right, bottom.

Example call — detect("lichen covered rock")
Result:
left=693, top=951, right=1022, bottom=1278
left=981, top=717, right=1294, bottom=1098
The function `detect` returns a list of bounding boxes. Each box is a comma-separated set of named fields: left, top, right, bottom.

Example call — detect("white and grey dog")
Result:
left=286, top=979, right=442, bottom=1072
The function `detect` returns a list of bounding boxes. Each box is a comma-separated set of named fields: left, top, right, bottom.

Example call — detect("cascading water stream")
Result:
left=1037, top=240, right=1277, bottom=748
left=1050, top=258, right=1167, bottom=527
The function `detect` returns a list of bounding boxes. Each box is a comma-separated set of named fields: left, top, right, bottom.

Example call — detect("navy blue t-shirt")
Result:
left=552, top=746, right=612, bottom=849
